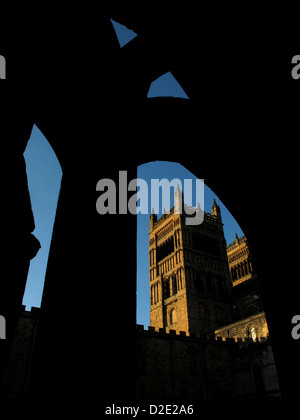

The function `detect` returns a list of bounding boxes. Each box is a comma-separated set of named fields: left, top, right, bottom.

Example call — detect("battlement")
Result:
left=136, top=324, right=269, bottom=345
left=20, top=305, right=40, bottom=314
left=226, top=234, right=247, bottom=251
left=151, top=205, right=217, bottom=231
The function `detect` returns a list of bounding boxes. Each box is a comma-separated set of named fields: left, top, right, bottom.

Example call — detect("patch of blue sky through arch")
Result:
left=23, top=125, right=62, bottom=310
left=147, top=72, right=189, bottom=99
left=136, top=161, right=244, bottom=328
left=110, top=19, right=138, bottom=47
left=110, top=17, right=189, bottom=99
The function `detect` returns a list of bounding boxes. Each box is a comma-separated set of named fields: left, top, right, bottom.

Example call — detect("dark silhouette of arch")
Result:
left=1, top=6, right=299, bottom=407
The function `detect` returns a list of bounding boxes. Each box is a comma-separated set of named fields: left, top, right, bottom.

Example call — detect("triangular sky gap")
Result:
left=110, top=19, right=138, bottom=48
left=147, top=72, right=189, bottom=99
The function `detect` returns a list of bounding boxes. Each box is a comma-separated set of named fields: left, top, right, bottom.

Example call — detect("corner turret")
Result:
left=211, top=198, right=222, bottom=222
left=174, top=184, right=184, bottom=215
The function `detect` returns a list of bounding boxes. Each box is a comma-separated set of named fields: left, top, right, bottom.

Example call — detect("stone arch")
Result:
left=136, top=160, right=246, bottom=329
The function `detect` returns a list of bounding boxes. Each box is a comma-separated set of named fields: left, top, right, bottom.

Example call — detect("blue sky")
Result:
left=110, top=19, right=138, bottom=47
left=23, top=125, right=62, bottom=309
left=110, top=18, right=189, bottom=99
left=23, top=19, right=244, bottom=320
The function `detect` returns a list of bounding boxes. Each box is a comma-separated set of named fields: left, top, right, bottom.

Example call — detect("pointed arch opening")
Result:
left=23, top=125, right=62, bottom=310
left=136, top=160, right=245, bottom=327
left=147, top=72, right=189, bottom=99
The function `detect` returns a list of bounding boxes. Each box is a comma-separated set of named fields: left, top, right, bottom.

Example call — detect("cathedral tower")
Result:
left=149, top=190, right=233, bottom=335
left=226, top=234, right=253, bottom=286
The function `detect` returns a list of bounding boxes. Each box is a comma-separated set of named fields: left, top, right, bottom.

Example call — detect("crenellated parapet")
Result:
left=136, top=324, right=269, bottom=345
left=136, top=323, right=280, bottom=401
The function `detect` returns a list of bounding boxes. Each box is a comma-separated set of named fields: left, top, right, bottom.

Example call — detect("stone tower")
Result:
left=226, top=234, right=254, bottom=286
left=149, top=189, right=233, bottom=335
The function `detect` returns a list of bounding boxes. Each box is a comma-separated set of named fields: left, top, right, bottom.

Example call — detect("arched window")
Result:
left=172, top=275, right=177, bottom=295
left=164, top=278, right=170, bottom=299
left=169, top=308, right=176, bottom=325
left=244, top=260, right=249, bottom=275
left=247, top=325, right=257, bottom=341
left=195, top=271, right=204, bottom=293
left=206, top=272, right=215, bottom=294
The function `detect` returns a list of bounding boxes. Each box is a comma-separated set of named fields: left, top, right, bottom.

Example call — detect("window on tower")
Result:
left=169, top=308, right=176, bottom=325
left=164, top=278, right=171, bottom=299
left=156, top=237, right=174, bottom=263
left=191, top=232, right=221, bottom=257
